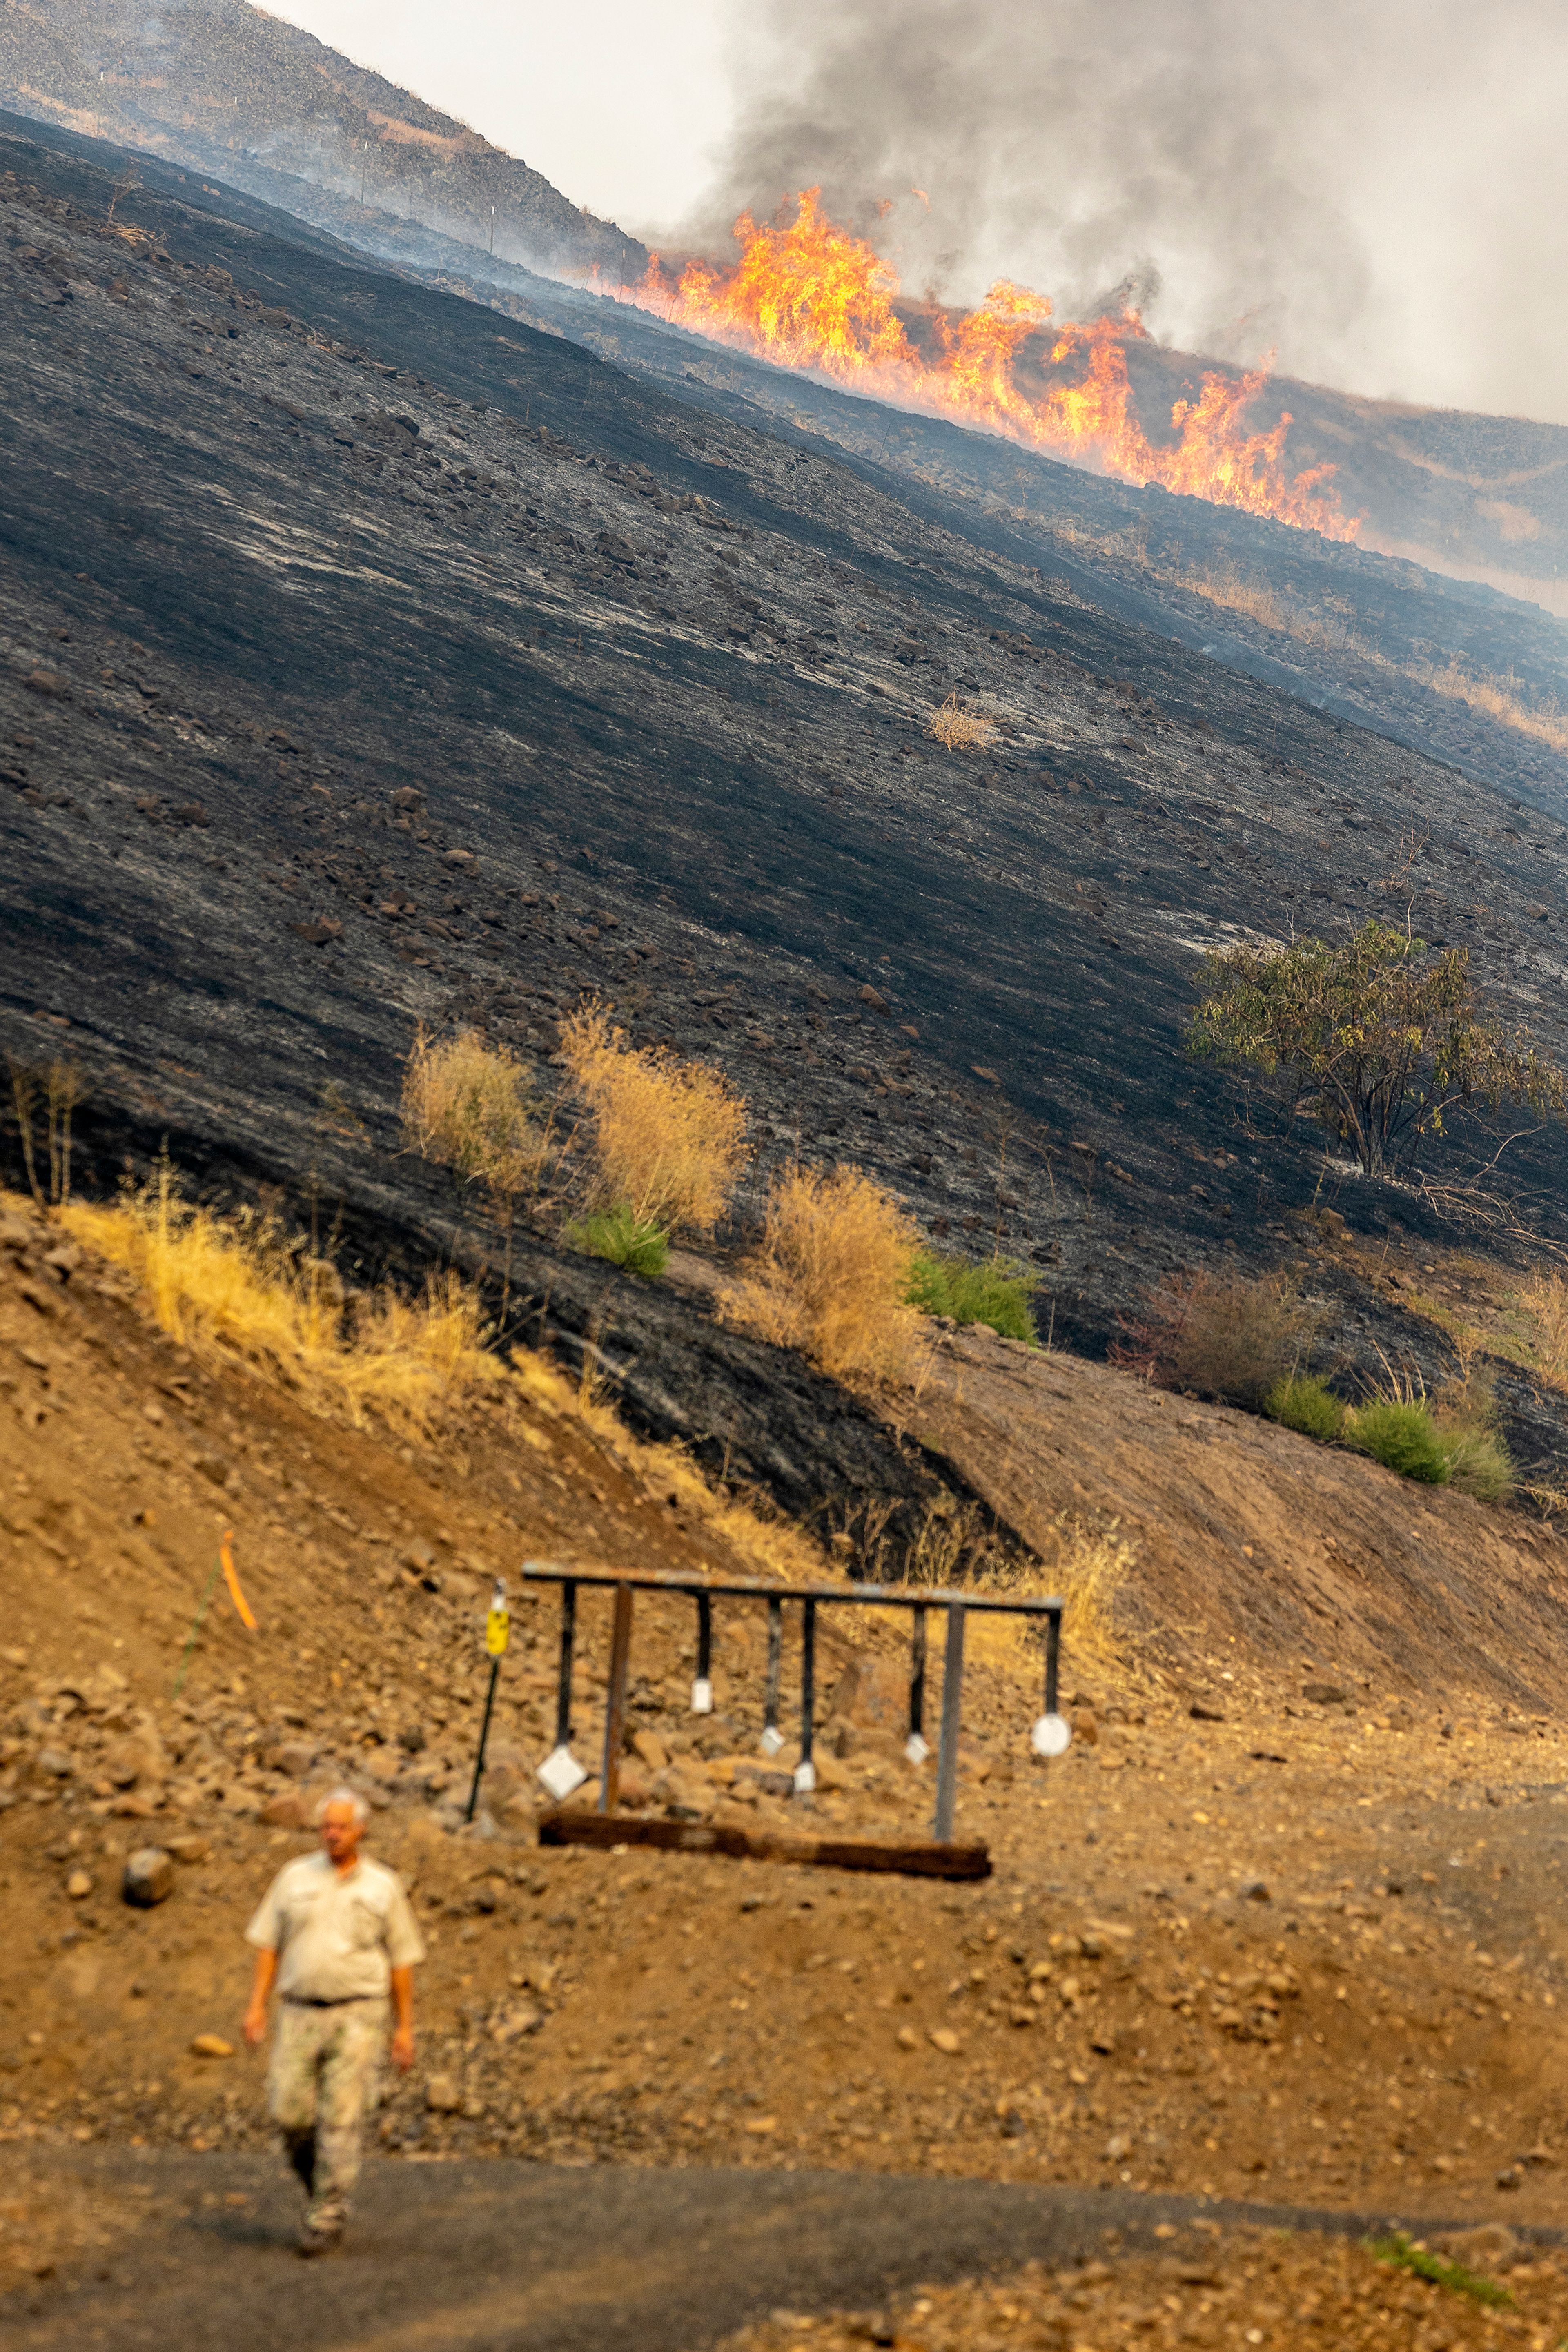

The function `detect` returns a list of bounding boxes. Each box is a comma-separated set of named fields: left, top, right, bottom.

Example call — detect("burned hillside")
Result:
left=4, top=114, right=1568, bottom=1504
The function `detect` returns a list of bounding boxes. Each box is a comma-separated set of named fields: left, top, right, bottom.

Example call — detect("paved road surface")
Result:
left=7, top=2151, right=1552, bottom=2352
left=6, top=2154, right=1551, bottom=2352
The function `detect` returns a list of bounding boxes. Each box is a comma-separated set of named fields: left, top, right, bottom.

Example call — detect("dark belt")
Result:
left=281, top=1993, right=383, bottom=2007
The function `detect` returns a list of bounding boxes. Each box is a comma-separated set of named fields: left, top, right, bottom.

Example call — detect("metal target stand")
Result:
left=515, top=1561, right=1069, bottom=1881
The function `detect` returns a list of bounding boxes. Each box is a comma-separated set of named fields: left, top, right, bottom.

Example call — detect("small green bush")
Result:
left=1343, top=1399, right=1451, bottom=1484
left=1263, top=1372, right=1344, bottom=1441
left=907, top=1250, right=1038, bottom=1341
left=1439, top=1423, right=1514, bottom=1502
left=565, top=1204, right=669, bottom=1279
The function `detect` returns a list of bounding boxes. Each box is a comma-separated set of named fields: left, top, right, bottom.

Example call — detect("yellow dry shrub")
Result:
left=719, top=1163, right=921, bottom=1383
left=928, top=692, right=996, bottom=751
left=401, top=1026, right=545, bottom=1196
left=60, top=1169, right=500, bottom=1431
left=560, top=1003, right=748, bottom=1234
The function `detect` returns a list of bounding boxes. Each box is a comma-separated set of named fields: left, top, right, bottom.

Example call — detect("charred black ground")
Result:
left=6, top=113, right=1568, bottom=1512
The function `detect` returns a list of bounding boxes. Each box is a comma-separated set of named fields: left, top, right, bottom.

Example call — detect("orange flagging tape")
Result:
left=220, top=1530, right=258, bottom=1632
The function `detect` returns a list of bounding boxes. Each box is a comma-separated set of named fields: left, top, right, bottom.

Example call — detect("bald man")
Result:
left=243, top=1787, right=423, bottom=2256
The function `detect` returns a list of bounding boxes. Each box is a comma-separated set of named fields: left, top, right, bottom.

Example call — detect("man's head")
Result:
left=316, top=1787, right=369, bottom=1866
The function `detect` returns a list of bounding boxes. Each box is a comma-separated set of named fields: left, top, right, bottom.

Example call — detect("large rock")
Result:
left=122, top=1847, right=175, bottom=1907
left=102, top=1734, right=159, bottom=1788
left=823, top=1654, right=908, bottom=1754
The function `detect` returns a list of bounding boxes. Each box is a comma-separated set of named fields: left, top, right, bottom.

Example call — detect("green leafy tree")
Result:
left=1188, top=920, right=1566, bottom=1177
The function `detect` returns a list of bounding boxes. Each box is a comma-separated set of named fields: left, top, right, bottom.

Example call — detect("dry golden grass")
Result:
left=927, top=692, right=996, bottom=752
left=37, top=1169, right=842, bottom=1590
left=964, top=1512, right=1133, bottom=1680
left=1521, top=1269, right=1568, bottom=1383
left=60, top=1168, right=503, bottom=1432
left=401, top=1026, right=546, bottom=1194
left=7, top=1055, right=82, bottom=1209
left=1416, top=659, right=1568, bottom=757
left=1179, top=562, right=1568, bottom=753
left=560, top=1003, right=748, bottom=1235
left=719, top=1162, right=921, bottom=1383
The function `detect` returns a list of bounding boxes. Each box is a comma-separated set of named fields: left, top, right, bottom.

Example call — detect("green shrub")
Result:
left=1439, top=1423, right=1514, bottom=1502
left=907, top=1250, right=1038, bottom=1341
left=1263, top=1372, right=1344, bottom=1441
left=1343, top=1399, right=1451, bottom=1483
left=1367, top=2233, right=1512, bottom=2309
left=565, top=1204, right=669, bottom=1279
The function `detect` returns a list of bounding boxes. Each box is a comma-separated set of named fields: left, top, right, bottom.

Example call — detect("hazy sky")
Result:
left=271, top=0, right=1568, bottom=425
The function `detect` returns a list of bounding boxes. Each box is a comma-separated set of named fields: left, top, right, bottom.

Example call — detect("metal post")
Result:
left=763, top=1595, right=782, bottom=1751
left=692, top=1590, right=713, bottom=1712
left=932, top=1603, right=966, bottom=1843
left=554, top=1580, right=577, bottom=1750
left=464, top=1653, right=501, bottom=1823
left=909, top=1605, right=927, bottom=1743
left=598, top=1584, right=634, bottom=1813
left=1045, top=1606, right=1061, bottom=1718
left=796, top=1595, right=817, bottom=1789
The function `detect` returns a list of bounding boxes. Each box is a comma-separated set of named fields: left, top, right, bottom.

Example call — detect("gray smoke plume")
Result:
left=686, top=0, right=1568, bottom=421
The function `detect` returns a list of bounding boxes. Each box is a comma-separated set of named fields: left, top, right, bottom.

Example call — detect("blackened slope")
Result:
left=3, top=116, right=1568, bottom=1484
left=0, top=0, right=645, bottom=283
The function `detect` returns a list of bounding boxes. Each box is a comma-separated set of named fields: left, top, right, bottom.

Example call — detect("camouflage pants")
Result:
left=267, top=1998, right=387, bottom=2233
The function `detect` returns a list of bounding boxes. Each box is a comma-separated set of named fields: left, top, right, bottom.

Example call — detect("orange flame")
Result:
left=624, top=189, right=1355, bottom=540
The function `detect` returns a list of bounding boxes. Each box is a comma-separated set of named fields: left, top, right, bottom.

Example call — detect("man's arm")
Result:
left=389, top=1965, right=414, bottom=2071
left=243, top=1947, right=278, bottom=2047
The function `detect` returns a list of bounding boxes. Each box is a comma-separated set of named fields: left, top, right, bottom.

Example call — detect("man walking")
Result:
left=243, top=1786, right=424, bottom=2256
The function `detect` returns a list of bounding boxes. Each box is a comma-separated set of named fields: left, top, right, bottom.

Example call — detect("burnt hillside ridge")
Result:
left=0, top=0, right=645, bottom=284
left=3, top=101, right=1564, bottom=803
left=3, top=4, right=1564, bottom=611
left=6, top=116, right=1568, bottom=1515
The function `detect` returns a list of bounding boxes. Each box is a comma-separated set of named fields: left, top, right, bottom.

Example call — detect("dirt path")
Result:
left=4, top=2149, right=1554, bottom=2352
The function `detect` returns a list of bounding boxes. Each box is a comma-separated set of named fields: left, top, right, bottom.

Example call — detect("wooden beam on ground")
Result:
left=537, top=1809, right=991, bottom=1880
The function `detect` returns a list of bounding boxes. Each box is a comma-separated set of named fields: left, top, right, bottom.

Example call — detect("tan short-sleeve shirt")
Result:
left=246, top=1853, right=425, bottom=2002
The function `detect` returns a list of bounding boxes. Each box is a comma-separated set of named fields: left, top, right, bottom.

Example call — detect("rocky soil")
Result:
left=716, top=2222, right=1568, bottom=2352
left=9, top=1198, right=1568, bottom=2317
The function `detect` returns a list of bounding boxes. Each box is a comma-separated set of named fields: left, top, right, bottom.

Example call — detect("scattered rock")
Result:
left=193, top=1453, right=232, bottom=1487
left=1189, top=1701, right=1227, bottom=1723
left=1070, top=1708, right=1098, bottom=1747
left=65, top=1869, right=94, bottom=1899
left=896, top=2026, right=919, bottom=2051
left=122, top=1848, right=175, bottom=1907
left=102, top=1735, right=158, bottom=1788
left=928, top=2027, right=961, bottom=2056
left=165, top=1835, right=209, bottom=1864
left=191, top=2034, right=234, bottom=2059
left=1303, top=1682, right=1348, bottom=1707
left=630, top=1728, right=669, bottom=1771
left=261, top=1792, right=312, bottom=1830
left=36, top=1748, right=74, bottom=1778
left=425, top=2075, right=461, bottom=2113
left=1238, top=1879, right=1272, bottom=1903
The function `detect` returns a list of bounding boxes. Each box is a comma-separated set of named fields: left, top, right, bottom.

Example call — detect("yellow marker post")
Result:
left=465, top=1579, right=510, bottom=1823
left=172, top=1529, right=258, bottom=1697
